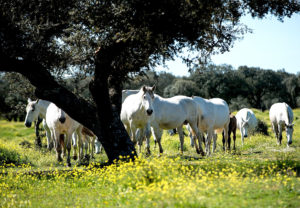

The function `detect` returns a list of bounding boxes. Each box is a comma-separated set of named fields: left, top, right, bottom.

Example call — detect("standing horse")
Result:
left=45, top=103, right=82, bottom=166
left=222, top=114, right=237, bottom=150
left=269, top=102, right=294, bottom=146
left=150, top=95, right=204, bottom=155
left=121, top=86, right=155, bottom=153
left=25, top=99, right=64, bottom=150
left=192, top=96, right=230, bottom=155
left=25, top=99, right=82, bottom=166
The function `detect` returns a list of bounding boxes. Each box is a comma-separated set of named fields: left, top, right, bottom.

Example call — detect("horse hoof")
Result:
left=67, top=162, right=71, bottom=167
left=73, top=155, right=78, bottom=160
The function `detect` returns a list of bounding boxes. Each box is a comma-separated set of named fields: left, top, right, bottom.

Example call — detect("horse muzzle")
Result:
left=25, top=122, right=32, bottom=128
left=146, top=109, right=153, bottom=116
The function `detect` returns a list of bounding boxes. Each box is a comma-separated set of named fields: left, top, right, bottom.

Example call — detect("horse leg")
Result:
left=130, top=122, right=137, bottom=145
left=43, top=121, right=53, bottom=150
left=151, top=125, right=163, bottom=155
left=137, top=128, right=145, bottom=154
left=233, top=129, right=236, bottom=151
left=240, top=128, right=244, bottom=146
left=76, top=128, right=83, bottom=161
left=188, top=122, right=204, bottom=156
left=66, top=134, right=72, bottom=167
left=177, top=126, right=185, bottom=154
left=145, top=123, right=152, bottom=155
left=53, top=131, right=63, bottom=162
left=222, top=131, right=225, bottom=151
left=206, top=129, right=214, bottom=156
left=212, top=133, right=217, bottom=153
left=278, top=124, right=282, bottom=145
left=59, top=134, right=66, bottom=158
left=72, top=133, right=78, bottom=160
left=228, top=129, right=232, bottom=150
left=223, top=123, right=229, bottom=152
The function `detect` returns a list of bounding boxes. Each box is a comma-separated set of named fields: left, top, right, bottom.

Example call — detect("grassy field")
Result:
left=0, top=109, right=299, bottom=207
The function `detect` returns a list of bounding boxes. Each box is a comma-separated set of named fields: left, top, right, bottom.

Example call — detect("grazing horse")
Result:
left=269, top=102, right=294, bottom=146
left=192, top=96, right=230, bottom=155
left=150, top=95, right=204, bottom=155
left=121, top=86, right=155, bottom=153
left=236, top=108, right=257, bottom=146
left=222, top=114, right=237, bottom=150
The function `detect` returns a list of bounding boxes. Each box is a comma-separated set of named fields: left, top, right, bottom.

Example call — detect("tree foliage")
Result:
left=0, top=0, right=299, bottom=161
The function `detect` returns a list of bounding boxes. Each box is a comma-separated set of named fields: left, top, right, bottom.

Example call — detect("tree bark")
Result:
left=89, top=45, right=137, bottom=162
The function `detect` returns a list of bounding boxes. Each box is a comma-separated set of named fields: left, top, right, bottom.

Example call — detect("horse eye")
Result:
left=144, top=95, right=146, bottom=99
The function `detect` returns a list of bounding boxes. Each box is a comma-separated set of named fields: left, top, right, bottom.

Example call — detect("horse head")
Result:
left=241, top=117, right=250, bottom=138
left=285, top=123, right=294, bottom=146
left=24, top=98, right=40, bottom=128
left=140, top=85, right=156, bottom=116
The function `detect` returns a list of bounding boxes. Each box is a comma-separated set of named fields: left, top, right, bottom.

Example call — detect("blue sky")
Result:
left=156, top=14, right=300, bottom=76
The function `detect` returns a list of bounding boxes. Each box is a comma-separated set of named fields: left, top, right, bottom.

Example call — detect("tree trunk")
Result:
left=89, top=52, right=136, bottom=162
left=1, top=53, right=136, bottom=163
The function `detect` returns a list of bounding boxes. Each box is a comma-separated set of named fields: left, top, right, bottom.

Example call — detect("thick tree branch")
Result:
left=0, top=54, right=100, bottom=136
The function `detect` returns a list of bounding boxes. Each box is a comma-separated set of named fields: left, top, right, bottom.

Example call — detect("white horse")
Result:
left=45, top=103, right=83, bottom=166
left=192, top=96, right=230, bottom=155
left=121, top=86, right=155, bottom=153
left=25, top=99, right=63, bottom=150
left=25, top=99, right=83, bottom=166
left=150, top=95, right=204, bottom=155
left=235, top=108, right=257, bottom=146
left=269, top=102, right=294, bottom=146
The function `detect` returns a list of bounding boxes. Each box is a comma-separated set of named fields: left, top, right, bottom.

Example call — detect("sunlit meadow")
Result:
left=0, top=109, right=299, bottom=207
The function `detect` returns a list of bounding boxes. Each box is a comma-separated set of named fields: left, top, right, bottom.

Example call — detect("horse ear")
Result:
left=142, top=85, right=146, bottom=92
left=151, top=85, right=156, bottom=92
left=28, top=98, right=32, bottom=103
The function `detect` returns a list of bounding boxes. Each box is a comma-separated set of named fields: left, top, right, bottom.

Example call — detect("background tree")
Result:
left=1, top=0, right=299, bottom=162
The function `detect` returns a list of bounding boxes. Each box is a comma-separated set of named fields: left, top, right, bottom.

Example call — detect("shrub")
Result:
left=255, top=119, right=269, bottom=136
left=0, top=144, right=29, bottom=166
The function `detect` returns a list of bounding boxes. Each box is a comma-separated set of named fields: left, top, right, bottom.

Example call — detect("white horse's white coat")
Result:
left=269, top=102, right=294, bottom=146
left=122, top=89, right=139, bottom=102
left=45, top=103, right=82, bottom=166
left=25, top=99, right=83, bottom=166
left=121, top=86, right=155, bottom=153
left=150, top=95, right=204, bottom=155
left=192, top=96, right=230, bottom=155
left=25, top=99, right=54, bottom=149
left=236, top=108, right=257, bottom=146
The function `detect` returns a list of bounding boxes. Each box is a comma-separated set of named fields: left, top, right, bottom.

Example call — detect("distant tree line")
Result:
left=124, top=64, right=300, bottom=112
left=1, top=64, right=299, bottom=120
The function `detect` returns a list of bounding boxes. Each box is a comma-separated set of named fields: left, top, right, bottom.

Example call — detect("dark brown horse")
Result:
left=222, top=114, right=237, bottom=150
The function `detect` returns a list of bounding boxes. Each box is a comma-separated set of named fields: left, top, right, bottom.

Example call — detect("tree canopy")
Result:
left=1, top=0, right=299, bottom=162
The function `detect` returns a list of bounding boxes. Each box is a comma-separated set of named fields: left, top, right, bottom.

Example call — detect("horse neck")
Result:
left=284, top=104, right=290, bottom=125
left=37, top=100, right=51, bottom=118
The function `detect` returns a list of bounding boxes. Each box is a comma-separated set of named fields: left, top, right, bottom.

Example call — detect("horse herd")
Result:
left=24, top=85, right=295, bottom=166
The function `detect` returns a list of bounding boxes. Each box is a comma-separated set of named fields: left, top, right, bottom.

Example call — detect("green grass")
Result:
left=0, top=109, right=300, bottom=207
